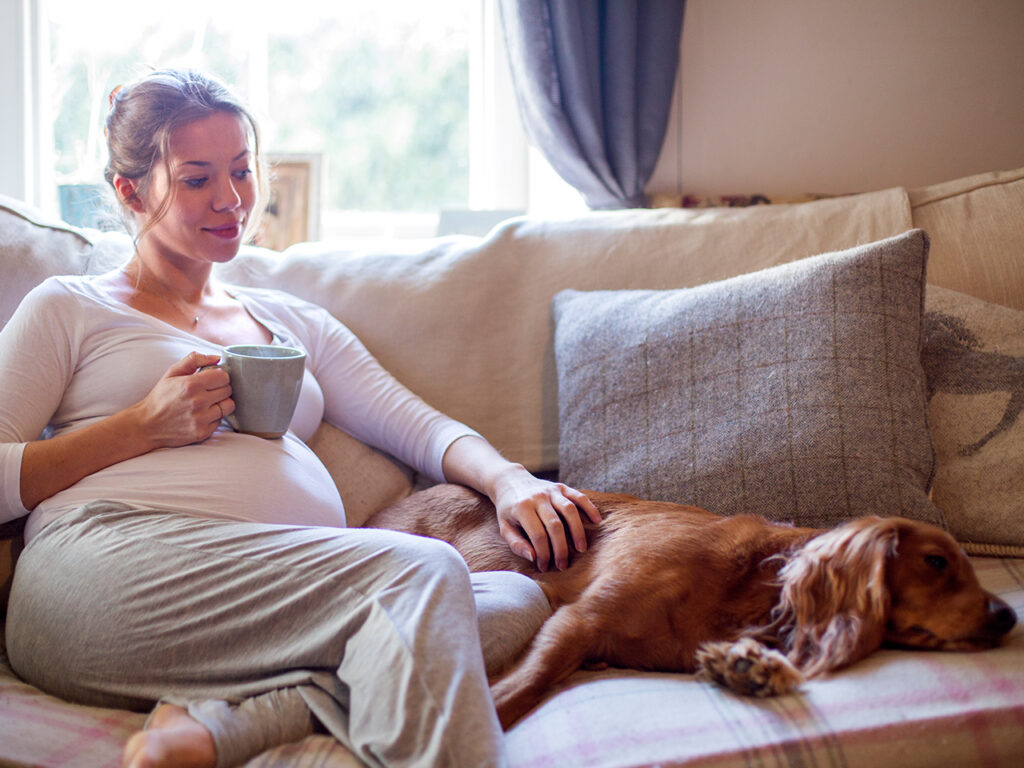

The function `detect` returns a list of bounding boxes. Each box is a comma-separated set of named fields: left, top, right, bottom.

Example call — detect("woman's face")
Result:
left=135, top=110, right=257, bottom=269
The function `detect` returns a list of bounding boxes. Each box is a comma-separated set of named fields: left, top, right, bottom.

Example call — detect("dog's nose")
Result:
left=986, top=598, right=1017, bottom=636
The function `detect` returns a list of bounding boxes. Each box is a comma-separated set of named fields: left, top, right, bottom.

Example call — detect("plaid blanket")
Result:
left=2, top=557, right=1022, bottom=767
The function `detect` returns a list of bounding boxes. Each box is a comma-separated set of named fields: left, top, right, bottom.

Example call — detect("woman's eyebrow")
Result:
left=180, top=150, right=251, bottom=168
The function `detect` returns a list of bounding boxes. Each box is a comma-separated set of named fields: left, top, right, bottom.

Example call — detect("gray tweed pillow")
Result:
left=553, top=229, right=945, bottom=530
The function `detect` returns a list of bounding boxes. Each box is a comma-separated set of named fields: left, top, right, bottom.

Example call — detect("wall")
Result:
left=0, top=0, right=50, bottom=206
left=647, top=0, right=1024, bottom=197
left=0, top=0, right=30, bottom=201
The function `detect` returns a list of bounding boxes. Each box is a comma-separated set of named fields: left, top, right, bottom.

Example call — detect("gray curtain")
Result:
left=499, top=0, right=685, bottom=210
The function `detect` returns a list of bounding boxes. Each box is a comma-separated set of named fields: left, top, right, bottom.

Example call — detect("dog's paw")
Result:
left=696, top=637, right=803, bottom=697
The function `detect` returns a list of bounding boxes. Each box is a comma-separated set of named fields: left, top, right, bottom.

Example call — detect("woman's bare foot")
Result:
left=122, top=703, right=217, bottom=768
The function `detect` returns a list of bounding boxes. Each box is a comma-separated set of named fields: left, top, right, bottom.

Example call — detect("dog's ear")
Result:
left=774, top=517, right=897, bottom=677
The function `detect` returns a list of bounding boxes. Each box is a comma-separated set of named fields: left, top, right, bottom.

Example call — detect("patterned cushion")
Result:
left=504, top=556, right=1024, bottom=768
left=553, top=230, right=943, bottom=529
left=10, top=554, right=1021, bottom=767
left=0, top=635, right=361, bottom=767
left=923, top=285, right=1024, bottom=555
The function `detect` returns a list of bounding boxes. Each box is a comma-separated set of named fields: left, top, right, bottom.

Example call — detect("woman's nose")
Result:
left=212, top=177, right=241, bottom=212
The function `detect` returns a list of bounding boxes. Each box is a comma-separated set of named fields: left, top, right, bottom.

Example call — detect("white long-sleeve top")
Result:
left=0, top=274, right=479, bottom=542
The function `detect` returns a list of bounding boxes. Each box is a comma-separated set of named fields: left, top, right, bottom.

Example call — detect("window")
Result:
left=4, top=0, right=583, bottom=241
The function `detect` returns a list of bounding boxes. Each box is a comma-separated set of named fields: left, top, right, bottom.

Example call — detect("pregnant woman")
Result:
left=0, top=67, right=598, bottom=768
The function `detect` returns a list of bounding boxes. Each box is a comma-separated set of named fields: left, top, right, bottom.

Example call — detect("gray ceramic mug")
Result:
left=212, top=344, right=306, bottom=438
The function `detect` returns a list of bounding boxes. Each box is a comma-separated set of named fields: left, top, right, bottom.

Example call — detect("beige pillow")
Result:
left=307, top=422, right=415, bottom=528
left=554, top=230, right=943, bottom=531
left=912, top=166, right=1024, bottom=312
left=923, top=285, right=1024, bottom=555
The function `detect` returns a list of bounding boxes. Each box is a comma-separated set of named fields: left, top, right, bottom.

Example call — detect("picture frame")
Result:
left=257, top=153, right=322, bottom=251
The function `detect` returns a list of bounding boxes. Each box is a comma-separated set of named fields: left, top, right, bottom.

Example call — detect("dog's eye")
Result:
left=924, top=554, right=948, bottom=572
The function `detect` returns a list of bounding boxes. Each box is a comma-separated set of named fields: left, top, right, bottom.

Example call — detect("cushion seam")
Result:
left=911, top=170, right=1024, bottom=209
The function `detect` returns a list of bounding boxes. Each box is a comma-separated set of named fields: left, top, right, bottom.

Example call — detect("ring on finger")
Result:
left=216, top=402, right=224, bottom=419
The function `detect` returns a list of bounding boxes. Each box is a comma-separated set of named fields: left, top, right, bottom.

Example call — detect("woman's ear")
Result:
left=113, top=175, right=144, bottom=213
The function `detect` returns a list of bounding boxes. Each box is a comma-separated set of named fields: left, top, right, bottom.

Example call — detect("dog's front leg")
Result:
left=695, top=637, right=803, bottom=697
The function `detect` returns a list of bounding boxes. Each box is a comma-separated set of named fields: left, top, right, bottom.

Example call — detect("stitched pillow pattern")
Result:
left=553, top=229, right=945, bottom=530
left=923, top=285, right=1024, bottom=555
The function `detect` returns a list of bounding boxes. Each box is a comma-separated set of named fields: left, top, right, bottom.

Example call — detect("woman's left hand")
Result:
left=490, top=469, right=601, bottom=572
left=441, top=435, right=601, bottom=572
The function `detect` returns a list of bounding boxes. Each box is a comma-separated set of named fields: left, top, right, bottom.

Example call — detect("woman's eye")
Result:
left=233, top=168, right=253, bottom=180
left=184, top=178, right=207, bottom=188
left=924, top=554, right=948, bottom=572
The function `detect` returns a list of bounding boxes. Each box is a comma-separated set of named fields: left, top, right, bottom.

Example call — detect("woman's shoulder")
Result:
left=3, top=276, right=97, bottom=348
left=12, top=273, right=133, bottom=327
left=228, top=284, right=334, bottom=320
left=226, top=284, right=360, bottom=353
left=18, top=274, right=83, bottom=307
left=21, top=273, right=112, bottom=307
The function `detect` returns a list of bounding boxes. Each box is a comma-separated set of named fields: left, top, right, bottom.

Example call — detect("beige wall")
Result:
left=646, top=0, right=1024, bottom=197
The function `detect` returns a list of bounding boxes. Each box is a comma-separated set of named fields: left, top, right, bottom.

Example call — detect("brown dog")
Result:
left=366, top=484, right=1017, bottom=727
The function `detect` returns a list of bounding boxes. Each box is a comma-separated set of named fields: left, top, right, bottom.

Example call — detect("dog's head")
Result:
left=774, top=517, right=1016, bottom=677
left=883, top=519, right=1016, bottom=651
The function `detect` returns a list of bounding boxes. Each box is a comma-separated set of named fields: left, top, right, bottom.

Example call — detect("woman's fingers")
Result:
left=137, top=353, right=233, bottom=445
left=165, top=351, right=221, bottom=378
left=551, top=492, right=589, bottom=554
left=492, top=472, right=599, bottom=572
left=497, top=516, right=538, bottom=566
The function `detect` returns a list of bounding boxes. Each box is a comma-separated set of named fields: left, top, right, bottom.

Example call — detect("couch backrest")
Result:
left=909, top=166, right=1024, bottom=310
left=4, top=166, right=1023, bottom=471
left=0, top=186, right=921, bottom=472
left=214, top=187, right=913, bottom=470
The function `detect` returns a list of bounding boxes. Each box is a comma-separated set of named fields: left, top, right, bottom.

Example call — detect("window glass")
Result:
left=47, top=0, right=471, bottom=228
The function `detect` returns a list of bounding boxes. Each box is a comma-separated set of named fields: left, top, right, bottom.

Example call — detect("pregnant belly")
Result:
left=29, top=429, right=347, bottom=540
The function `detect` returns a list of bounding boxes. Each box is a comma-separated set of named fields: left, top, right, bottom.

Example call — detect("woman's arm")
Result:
left=289, top=298, right=600, bottom=569
left=18, top=352, right=231, bottom=511
left=441, top=435, right=600, bottom=572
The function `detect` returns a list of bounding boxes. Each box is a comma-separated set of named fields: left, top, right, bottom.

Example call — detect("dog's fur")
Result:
left=366, top=484, right=1017, bottom=727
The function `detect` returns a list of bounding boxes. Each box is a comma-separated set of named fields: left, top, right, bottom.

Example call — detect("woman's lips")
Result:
left=204, top=222, right=242, bottom=239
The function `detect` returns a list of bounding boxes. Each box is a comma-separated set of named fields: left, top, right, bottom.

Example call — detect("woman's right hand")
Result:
left=128, top=352, right=234, bottom=448
left=19, top=352, right=234, bottom=511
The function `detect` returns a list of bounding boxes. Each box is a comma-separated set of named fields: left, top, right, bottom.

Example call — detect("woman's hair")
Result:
left=104, top=68, right=268, bottom=243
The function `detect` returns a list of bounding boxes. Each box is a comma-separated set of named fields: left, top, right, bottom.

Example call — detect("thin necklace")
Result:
left=125, top=265, right=211, bottom=327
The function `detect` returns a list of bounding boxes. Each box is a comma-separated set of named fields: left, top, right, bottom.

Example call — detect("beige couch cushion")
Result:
left=306, top=423, right=414, bottom=528
left=0, top=199, right=105, bottom=325
left=220, top=188, right=913, bottom=471
left=911, top=166, right=1024, bottom=311
left=0, top=189, right=915, bottom=474
left=924, top=285, right=1024, bottom=555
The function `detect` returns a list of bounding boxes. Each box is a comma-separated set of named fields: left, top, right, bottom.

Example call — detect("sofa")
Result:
left=2, top=165, right=1024, bottom=767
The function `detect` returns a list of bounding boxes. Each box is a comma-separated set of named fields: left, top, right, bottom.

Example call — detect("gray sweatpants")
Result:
left=5, top=501, right=551, bottom=767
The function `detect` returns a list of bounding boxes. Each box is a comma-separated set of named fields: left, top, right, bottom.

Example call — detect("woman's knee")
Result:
left=471, top=571, right=551, bottom=674
left=368, top=531, right=475, bottom=612
left=385, top=531, right=469, bottom=581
